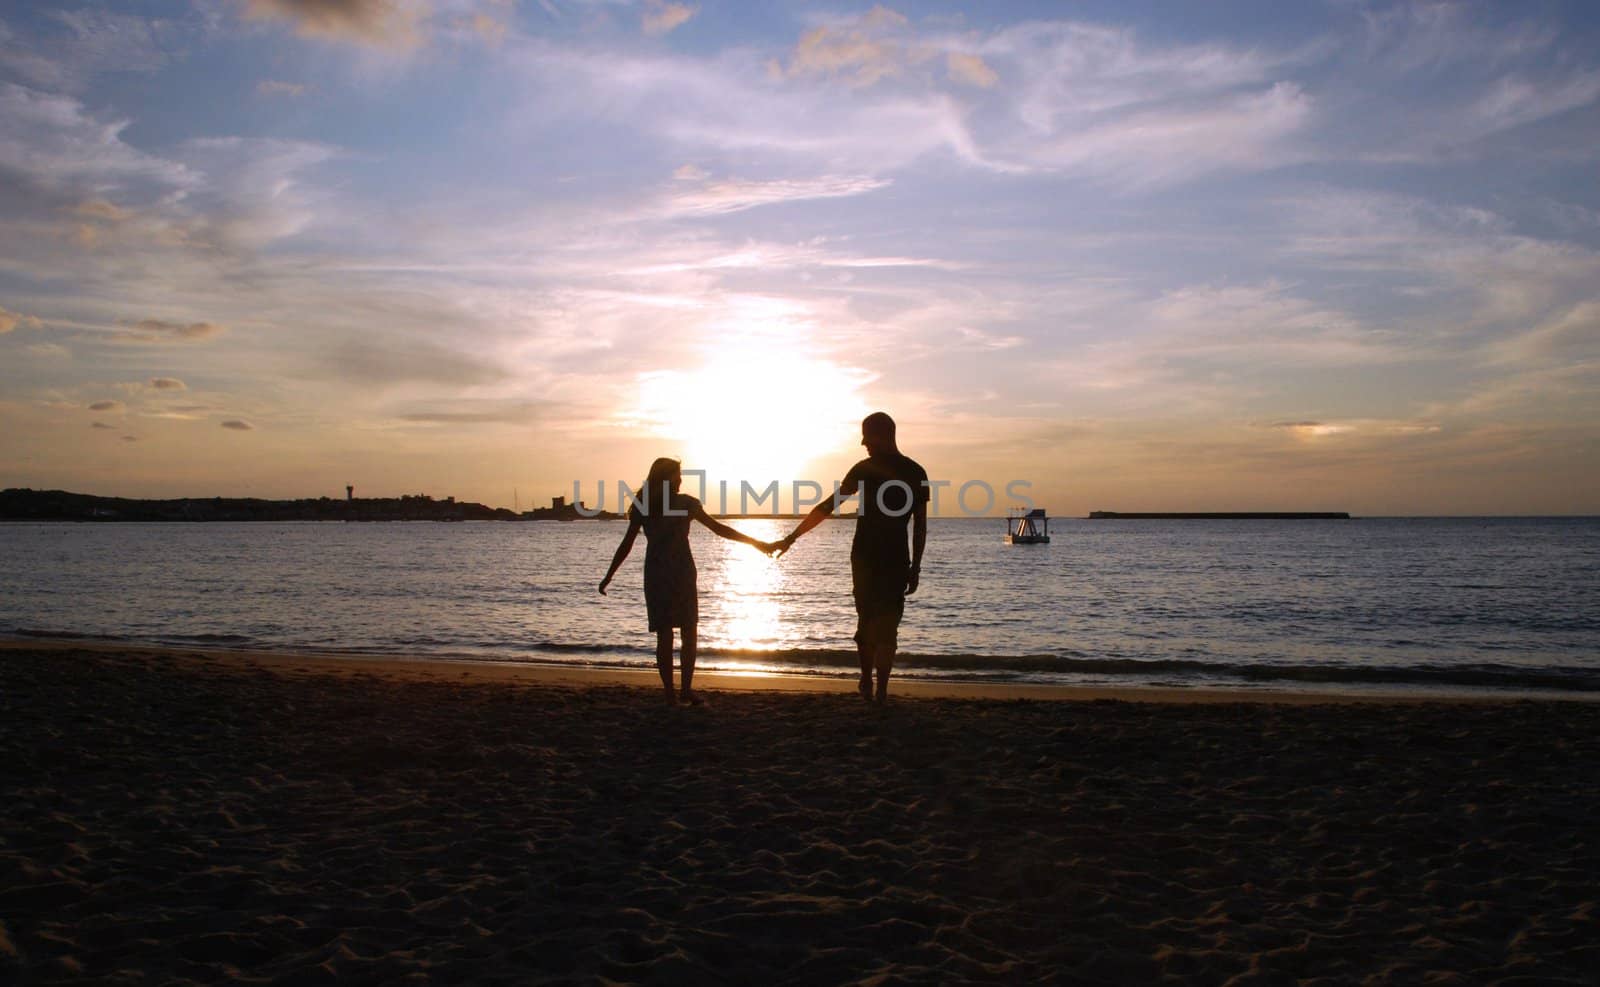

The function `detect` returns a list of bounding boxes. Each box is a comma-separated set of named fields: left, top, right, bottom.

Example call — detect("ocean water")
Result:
left=3, top=517, right=1597, bottom=695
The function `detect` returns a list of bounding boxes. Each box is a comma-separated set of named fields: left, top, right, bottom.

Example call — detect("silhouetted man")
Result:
left=778, top=412, right=928, bottom=704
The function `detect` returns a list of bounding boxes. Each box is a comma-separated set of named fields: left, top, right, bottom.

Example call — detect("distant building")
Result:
left=346, top=485, right=353, bottom=501
left=552, top=495, right=566, bottom=510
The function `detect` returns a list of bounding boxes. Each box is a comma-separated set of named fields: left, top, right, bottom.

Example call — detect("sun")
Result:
left=634, top=346, right=871, bottom=497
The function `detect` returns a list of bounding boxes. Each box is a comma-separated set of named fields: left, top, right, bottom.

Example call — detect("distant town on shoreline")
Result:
left=2, top=489, right=1358, bottom=523
left=0, top=488, right=626, bottom=523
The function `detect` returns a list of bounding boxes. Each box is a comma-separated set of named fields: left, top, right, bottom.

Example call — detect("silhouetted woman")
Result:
left=599, top=457, right=775, bottom=706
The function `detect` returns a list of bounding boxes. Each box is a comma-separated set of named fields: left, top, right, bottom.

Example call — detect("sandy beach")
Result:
left=3, top=645, right=1598, bottom=984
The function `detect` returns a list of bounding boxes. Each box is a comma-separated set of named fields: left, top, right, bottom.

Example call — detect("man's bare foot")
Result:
left=858, top=677, right=873, bottom=702
left=681, top=689, right=707, bottom=707
left=663, top=686, right=678, bottom=706
left=875, top=681, right=889, bottom=705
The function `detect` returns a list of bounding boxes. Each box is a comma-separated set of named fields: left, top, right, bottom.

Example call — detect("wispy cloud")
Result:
left=946, top=52, right=997, bottom=89
left=256, top=79, right=308, bottom=96
left=782, top=6, right=912, bottom=87
left=0, top=82, right=194, bottom=206
left=660, top=174, right=891, bottom=217
left=220, top=419, right=254, bottom=431
left=641, top=1, right=696, bottom=37
left=0, top=305, right=35, bottom=333
left=0, top=8, right=173, bottom=93
left=393, top=399, right=552, bottom=425
left=118, top=319, right=227, bottom=344
left=243, top=0, right=425, bottom=48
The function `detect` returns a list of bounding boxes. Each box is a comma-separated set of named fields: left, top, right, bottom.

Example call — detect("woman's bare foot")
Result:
left=680, top=689, right=707, bottom=707
left=858, top=677, right=873, bottom=702
left=663, top=686, right=679, bottom=706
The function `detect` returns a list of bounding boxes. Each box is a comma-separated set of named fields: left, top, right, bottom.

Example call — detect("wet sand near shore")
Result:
left=3, top=645, right=1597, bottom=984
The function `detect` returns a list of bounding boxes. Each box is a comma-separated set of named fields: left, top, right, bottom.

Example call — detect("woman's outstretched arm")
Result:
left=692, top=502, right=776, bottom=554
left=598, top=516, right=642, bottom=593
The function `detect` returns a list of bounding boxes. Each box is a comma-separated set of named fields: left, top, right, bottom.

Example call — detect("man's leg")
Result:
left=857, top=639, right=874, bottom=700
left=655, top=628, right=676, bottom=705
left=874, top=644, right=894, bottom=704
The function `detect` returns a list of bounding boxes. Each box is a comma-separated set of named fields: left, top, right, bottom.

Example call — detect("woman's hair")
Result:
left=637, top=457, right=681, bottom=515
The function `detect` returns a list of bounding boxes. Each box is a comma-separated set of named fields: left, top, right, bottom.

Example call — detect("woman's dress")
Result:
left=630, top=493, right=699, bottom=631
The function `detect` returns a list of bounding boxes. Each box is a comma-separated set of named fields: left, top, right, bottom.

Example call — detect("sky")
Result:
left=1, top=0, right=1598, bottom=515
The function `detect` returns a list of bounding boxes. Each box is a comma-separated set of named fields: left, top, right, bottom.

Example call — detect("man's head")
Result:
left=861, top=412, right=898, bottom=457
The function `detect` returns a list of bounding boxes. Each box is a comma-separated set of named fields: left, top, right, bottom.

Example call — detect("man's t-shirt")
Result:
left=841, top=453, right=929, bottom=565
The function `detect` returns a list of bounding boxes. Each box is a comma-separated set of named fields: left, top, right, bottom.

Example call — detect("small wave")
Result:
left=8, top=627, right=1594, bottom=694
left=520, top=644, right=1600, bottom=692
left=10, top=627, right=132, bottom=642
left=160, top=633, right=257, bottom=645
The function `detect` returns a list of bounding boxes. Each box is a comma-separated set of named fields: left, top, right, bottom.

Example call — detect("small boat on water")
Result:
left=1005, top=508, right=1051, bottom=544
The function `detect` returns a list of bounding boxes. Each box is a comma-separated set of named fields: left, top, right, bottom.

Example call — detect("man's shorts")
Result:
left=852, top=555, right=908, bottom=649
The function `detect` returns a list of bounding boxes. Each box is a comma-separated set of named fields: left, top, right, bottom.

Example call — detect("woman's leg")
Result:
left=656, top=628, right=676, bottom=704
left=679, top=625, right=701, bottom=703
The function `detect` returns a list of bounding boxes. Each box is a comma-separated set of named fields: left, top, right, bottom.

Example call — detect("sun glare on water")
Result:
left=634, top=349, right=870, bottom=492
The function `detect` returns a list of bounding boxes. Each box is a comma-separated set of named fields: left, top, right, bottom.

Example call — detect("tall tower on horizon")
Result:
left=346, top=485, right=353, bottom=502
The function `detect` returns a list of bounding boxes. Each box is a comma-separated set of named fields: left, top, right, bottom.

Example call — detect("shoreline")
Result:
left=3, top=636, right=1589, bottom=704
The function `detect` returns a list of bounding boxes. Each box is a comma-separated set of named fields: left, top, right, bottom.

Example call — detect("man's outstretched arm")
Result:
left=776, top=498, right=835, bottom=555
left=907, top=499, right=927, bottom=594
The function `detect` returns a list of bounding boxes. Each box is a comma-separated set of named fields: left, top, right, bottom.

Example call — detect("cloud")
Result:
left=73, top=199, right=134, bottom=222
left=1083, top=83, right=1307, bottom=182
left=642, top=1, right=696, bottom=37
left=256, top=79, right=308, bottom=96
left=0, top=87, right=340, bottom=270
left=661, top=174, right=892, bottom=216
left=394, top=399, right=551, bottom=424
left=242, top=0, right=425, bottom=48
left=1473, top=71, right=1600, bottom=132
left=1261, top=419, right=1440, bottom=440
left=1487, top=301, right=1600, bottom=367
left=957, top=327, right=1023, bottom=350
left=1145, top=282, right=1393, bottom=366
left=0, top=83, right=194, bottom=206
left=946, top=52, right=997, bottom=88
left=0, top=306, right=19, bottom=333
left=149, top=377, right=187, bottom=390
left=977, top=18, right=1307, bottom=184
left=784, top=6, right=912, bottom=87
left=174, top=137, right=339, bottom=249
left=25, top=342, right=70, bottom=359
left=1265, top=420, right=1351, bottom=438
left=121, top=435, right=137, bottom=442
left=87, top=400, right=123, bottom=412
left=220, top=419, right=255, bottom=431
left=461, top=12, right=507, bottom=46
left=516, top=44, right=985, bottom=174
left=118, top=319, right=226, bottom=343
left=515, top=14, right=1314, bottom=184
left=90, top=421, right=114, bottom=429
left=1279, top=188, right=1600, bottom=334
left=0, top=9, right=172, bottom=93
left=321, top=337, right=509, bottom=388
